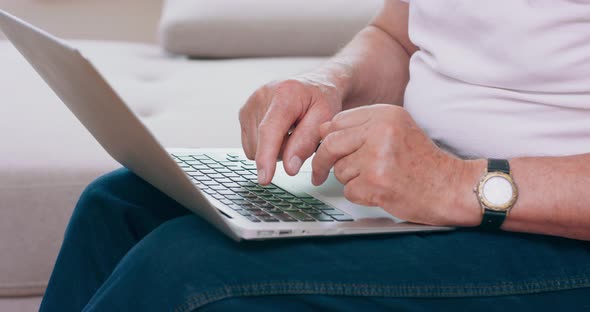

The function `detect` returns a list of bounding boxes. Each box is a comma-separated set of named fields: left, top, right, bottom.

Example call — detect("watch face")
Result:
left=481, top=174, right=515, bottom=210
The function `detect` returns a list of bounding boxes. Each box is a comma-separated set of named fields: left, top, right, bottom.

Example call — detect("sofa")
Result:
left=0, top=0, right=380, bottom=310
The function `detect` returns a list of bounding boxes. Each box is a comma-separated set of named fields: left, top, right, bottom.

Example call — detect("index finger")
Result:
left=311, top=126, right=365, bottom=186
left=255, top=96, right=300, bottom=185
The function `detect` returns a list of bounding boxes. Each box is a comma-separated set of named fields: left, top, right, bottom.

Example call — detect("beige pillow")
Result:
left=158, top=0, right=381, bottom=58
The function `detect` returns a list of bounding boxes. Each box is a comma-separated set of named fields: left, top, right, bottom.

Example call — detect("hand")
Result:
left=240, top=74, right=343, bottom=185
left=312, top=104, right=483, bottom=226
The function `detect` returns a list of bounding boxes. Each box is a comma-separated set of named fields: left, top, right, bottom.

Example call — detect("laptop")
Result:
left=0, top=10, right=453, bottom=241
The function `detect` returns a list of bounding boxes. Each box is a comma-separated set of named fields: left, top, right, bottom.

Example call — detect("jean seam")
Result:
left=173, top=274, right=590, bottom=312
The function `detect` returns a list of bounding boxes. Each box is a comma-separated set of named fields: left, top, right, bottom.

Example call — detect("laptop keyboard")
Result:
left=171, top=153, right=354, bottom=223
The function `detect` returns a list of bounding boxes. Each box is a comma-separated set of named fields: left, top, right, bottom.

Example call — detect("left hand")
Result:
left=312, top=104, right=482, bottom=226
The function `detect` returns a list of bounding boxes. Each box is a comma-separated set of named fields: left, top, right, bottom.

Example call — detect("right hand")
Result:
left=239, top=75, right=344, bottom=185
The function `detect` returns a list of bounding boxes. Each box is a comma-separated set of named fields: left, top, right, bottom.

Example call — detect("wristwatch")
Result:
left=474, top=159, right=519, bottom=230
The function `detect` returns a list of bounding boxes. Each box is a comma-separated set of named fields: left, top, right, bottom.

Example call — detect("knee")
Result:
left=71, top=168, right=186, bottom=229
left=72, top=168, right=145, bottom=223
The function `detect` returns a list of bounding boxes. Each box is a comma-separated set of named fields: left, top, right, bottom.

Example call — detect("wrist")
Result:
left=310, top=61, right=358, bottom=109
left=450, top=158, right=487, bottom=227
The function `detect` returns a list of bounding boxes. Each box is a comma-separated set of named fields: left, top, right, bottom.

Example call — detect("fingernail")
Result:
left=289, top=156, right=302, bottom=173
left=257, top=169, right=266, bottom=184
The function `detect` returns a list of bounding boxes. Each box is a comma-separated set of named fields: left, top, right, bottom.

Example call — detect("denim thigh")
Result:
left=81, top=213, right=590, bottom=311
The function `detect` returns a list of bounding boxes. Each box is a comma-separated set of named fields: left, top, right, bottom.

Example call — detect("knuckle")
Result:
left=334, top=168, right=346, bottom=184
left=366, top=168, right=388, bottom=189
left=322, top=134, right=340, bottom=156
left=257, top=120, right=273, bottom=136
left=343, top=184, right=358, bottom=203
left=367, top=193, right=382, bottom=207
left=238, top=106, right=249, bottom=124
left=277, top=79, right=304, bottom=91
left=334, top=159, right=346, bottom=175
left=380, top=122, right=397, bottom=137
left=253, top=85, right=269, bottom=101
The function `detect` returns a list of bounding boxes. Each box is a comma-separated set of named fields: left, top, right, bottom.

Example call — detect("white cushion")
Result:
left=0, top=39, right=324, bottom=297
left=158, top=0, right=381, bottom=57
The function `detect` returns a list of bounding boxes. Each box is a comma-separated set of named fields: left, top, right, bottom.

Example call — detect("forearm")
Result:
left=308, top=1, right=413, bottom=110
left=313, top=27, right=411, bottom=109
left=458, top=155, right=590, bottom=241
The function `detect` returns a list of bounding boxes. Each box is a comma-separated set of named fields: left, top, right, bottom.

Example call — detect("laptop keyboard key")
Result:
left=288, top=211, right=316, bottom=222
left=302, top=198, right=324, bottom=205
left=263, top=207, right=282, bottom=214
left=220, top=199, right=233, bottom=205
left=259, top=216, right=280, bottom=222
left=272, top=213, right=298, bottom=222
left=225, top=194, right=242, bottom=200
left=332, top=214, right=354, bottom=221
left=207, top=173, right=224, bottom=179
left=251, top=210, right=270, bottom=217
left=235, top=209, right=251, bottom=216
left=215, top=178, right=234, bottom=184
left=242, top=193, right=257, bottom=200
left=232, top=199, right=250, bottom=205
left=229, top=204, right=243, bottom=211
left=296, top=204, right=314, bottom=210
left=307, top=213, right=335, bottom=222
left=243, top=174, right=258, bottom=180
left=246, top=215, right=261, bottom=223
left=242, top=204, right=259, bottom=211
left=230, top=187, right=249, bottom=194
left=321, top=209, right=342, bottom=216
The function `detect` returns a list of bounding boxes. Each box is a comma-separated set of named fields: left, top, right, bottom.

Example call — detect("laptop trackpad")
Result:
left=272, top=164, right=404, bottom=222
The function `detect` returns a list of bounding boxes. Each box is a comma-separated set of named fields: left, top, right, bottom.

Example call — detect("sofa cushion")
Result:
left=0, top=39, right=324, bottom=297
left=158, top=0, right=381, bottom=57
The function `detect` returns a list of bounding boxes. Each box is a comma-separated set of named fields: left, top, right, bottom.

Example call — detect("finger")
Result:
left=239, top=92, right=265, bottom=160
left=240, top=119, right=257, bottom=160
left=333, top=154, right=361, bottom=185
left=276, top=132, right=291, bottom=161
left=311, top=126, right=366, bottom=186
left=255, top=95, right=301, bottom=185
left=281, top=105, right=332, bottom=176
left=319, top=121, right=331, bottom=139
left=324, top=106, right=372, bottom=135
left=343, top=175, right=371, bottom=206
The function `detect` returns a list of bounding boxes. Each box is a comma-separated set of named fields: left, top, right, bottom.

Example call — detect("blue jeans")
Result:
left=40, top=169, right=590, bottom=311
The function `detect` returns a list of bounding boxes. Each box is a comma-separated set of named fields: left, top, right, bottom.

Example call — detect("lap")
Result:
left=83, top=210, right=590, bottom=311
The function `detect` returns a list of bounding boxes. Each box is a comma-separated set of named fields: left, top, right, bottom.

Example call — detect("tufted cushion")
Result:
left=158, top=0, right=382, bottom=57
left=0, top=39, right=324, bottom=297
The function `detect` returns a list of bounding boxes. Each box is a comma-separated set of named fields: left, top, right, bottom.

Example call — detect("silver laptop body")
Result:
left=0, top=10, right=453, bottom=241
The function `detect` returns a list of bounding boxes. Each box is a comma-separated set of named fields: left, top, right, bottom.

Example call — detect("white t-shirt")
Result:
left=402, top=0, right=590, bottom=158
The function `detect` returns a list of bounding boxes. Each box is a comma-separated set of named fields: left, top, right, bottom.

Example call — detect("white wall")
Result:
left=0, top=0, right=164, bottom=42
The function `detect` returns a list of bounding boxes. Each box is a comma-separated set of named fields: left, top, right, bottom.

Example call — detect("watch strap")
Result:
left=488, top=158, right=510, bottom=174
left=478, top=159, right=510, bottom=230
left=480, top=209, right=507, bottom=230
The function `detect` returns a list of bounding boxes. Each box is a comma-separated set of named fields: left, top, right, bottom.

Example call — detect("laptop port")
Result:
left=279, top=230, right=292, bottom=235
